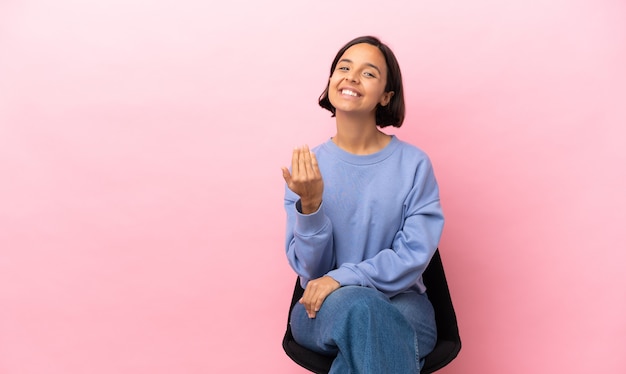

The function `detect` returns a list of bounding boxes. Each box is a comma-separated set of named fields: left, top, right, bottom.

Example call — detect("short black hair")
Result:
left=318, top=36, right=405, bottom=128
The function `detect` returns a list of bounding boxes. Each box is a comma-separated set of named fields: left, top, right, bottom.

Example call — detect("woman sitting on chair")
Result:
left=282, top=35, right=444, bottom=373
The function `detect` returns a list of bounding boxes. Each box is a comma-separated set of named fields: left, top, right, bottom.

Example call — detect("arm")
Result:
left=283, top=146, right=338, bottom=318
left=284, top=198, right=338, bottom=318
left=326, top=158, right=444, bottom=297
left=284, top=196, right=335, bottom=282
left=282, top=146, right=335, bottom=283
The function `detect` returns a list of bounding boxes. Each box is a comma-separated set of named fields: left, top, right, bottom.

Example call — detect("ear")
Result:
left=380, top=91, right=394, bottom=107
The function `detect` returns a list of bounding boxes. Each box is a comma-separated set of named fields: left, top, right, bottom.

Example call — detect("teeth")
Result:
left=342, top=89, right=358, bottom=97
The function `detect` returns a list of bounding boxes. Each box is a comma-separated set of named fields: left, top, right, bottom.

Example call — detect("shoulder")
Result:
left=392, top=137, right=432, bottom=164
left=310, top=138, right=331, bottom=154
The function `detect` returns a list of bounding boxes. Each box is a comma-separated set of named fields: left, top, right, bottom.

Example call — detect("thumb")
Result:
left=281, top=167, right=292, bottom=184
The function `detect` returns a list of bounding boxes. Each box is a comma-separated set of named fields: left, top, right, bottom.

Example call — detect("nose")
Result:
left=345, top=71, right=358, bottom=83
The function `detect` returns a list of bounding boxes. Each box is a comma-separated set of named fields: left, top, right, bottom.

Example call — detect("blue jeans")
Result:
left=290, top=286, right=437, bottom=373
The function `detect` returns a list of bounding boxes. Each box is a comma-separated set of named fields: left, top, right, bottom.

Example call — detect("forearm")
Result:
left=327, top=200, right=444, bottom=296
left=285, top=199, right=335, bottom=282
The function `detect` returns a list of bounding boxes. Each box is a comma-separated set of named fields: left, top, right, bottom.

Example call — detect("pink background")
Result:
left=1, top=0, right=625, bottom=373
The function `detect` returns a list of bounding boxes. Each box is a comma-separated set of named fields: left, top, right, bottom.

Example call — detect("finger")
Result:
left=300, top=287, right=317, bottom=318
left=302, top=146, right=315, bottom=177
left=298, top=146, right=308, bottom=178
left=304, top=301, right=316, bottom=318
left=281, top=167, right=292, bottom=184
left=307, top=293, right=327, bottom=319
left=310, top=151, right=320, bottom=178
left=299, top=297, right=315, bottom=318
left=299, top=296, right=309, bottom=316
left=311, top=297, right=326, bottom=317
left=291, top=147, right=300, bottom=176
left=313, top=295, right=324, bottom=313
left=310, top=287, right=327, bottom=312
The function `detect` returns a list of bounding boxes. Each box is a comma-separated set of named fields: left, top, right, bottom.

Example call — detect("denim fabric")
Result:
left=290, top=286, right=437, bottom=373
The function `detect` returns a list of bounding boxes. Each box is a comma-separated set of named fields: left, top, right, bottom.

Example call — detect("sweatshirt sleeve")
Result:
left=284, top=186, right=335, bottom=286
left=325, top=157, right=444, bottom=296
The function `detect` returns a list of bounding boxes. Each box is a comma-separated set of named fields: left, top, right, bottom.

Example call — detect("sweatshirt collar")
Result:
left=322, top=135, right=400, bottom=165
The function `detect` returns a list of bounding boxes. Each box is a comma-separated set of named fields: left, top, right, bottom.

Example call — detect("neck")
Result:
left=333, top=112, right=391, bottom=155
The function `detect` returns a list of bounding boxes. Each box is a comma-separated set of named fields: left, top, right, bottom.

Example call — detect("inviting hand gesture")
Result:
left=282, top=145, right=324, bottom=214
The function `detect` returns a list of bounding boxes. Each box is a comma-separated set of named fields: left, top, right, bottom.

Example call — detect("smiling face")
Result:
left=327, top=43, right=394, bottom=119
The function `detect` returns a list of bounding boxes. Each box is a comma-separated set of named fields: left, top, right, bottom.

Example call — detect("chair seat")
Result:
left=421, top=339, right=461, bottom=373
left=283, top=337, right=333, bottom=374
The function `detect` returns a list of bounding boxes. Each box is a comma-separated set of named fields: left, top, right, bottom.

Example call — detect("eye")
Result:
left=363, top=71, right=376, bottom=78
left=337, top=66, right=349, bottom=71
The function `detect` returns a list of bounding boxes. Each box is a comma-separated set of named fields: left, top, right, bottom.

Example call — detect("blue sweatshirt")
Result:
left=284, top=136, right=444, bottom=297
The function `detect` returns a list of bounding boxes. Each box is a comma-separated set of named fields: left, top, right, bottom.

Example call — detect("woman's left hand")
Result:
left=300, top=276, right=340, bottom=319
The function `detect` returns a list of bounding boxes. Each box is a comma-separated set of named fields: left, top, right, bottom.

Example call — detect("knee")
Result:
left=324, top=286, right=391, bottom=314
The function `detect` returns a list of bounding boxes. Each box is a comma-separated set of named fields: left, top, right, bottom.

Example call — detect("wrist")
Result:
left=299, top=199, right=322, bottom=214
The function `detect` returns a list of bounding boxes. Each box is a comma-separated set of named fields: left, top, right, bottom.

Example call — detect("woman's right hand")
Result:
left=300, top=275, right=340, bottom=319
left=281, top=145, right=324, bottom=214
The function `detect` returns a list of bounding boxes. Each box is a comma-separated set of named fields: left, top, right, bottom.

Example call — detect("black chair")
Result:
left=282, top=249, right=461, bottom=373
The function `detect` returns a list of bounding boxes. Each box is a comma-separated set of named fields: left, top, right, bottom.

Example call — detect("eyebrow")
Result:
left=338, top=58, right=382, bottom=75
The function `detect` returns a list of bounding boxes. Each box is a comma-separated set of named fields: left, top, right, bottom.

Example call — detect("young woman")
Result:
left=282, top=36, right=444, bottom=373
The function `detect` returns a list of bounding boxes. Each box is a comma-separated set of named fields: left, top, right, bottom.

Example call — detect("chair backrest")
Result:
left=282, top=249, right=461, bottom=374
left=420, top=249, right=462, bottom=373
